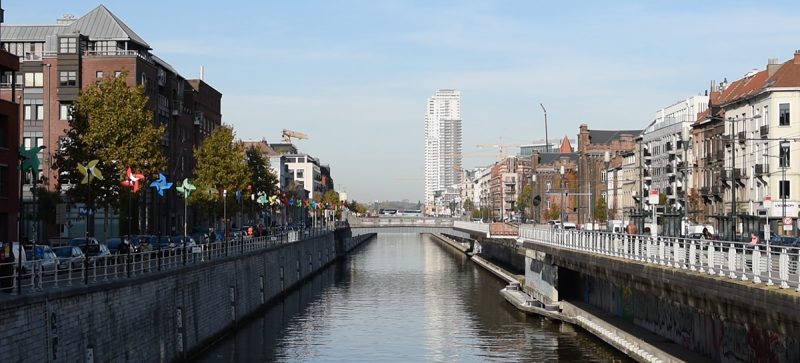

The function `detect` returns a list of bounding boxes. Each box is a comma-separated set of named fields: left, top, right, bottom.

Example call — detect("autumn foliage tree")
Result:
left=53, top=72, right=165, bottom=210
left=191, top=125, right=250, bottom=224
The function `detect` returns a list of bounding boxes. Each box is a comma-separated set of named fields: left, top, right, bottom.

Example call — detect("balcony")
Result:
left=755, top=164, right=768, bottom=176
left=760, top=125, right=769, bottom=138
left=81, top=49, right=153, bottom=64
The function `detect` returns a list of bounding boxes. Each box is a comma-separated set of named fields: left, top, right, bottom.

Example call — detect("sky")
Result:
left=5, top=1, right=800, bottom=203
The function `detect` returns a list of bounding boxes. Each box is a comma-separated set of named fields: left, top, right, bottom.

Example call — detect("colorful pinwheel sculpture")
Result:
left=257, top=194, right=268, bottom=206
left=120, top=167, right=145, bottom=192
left=149, top=173, right=173, bottom=197
left=78, top=160, right=104, bottom=184
left=176, top=178, right=196, bottom=198
left=268, top=195, right=280, bottom=206
left=18, top=145, right=45, bottom=172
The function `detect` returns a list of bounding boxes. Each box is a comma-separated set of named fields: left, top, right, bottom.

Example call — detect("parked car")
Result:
left=52, top=246, right=85, bottom=270
left=1, top=242, right=28, bottom=274
left=69, top=237, right=100, bottom=248
left=80, top=243, right=112, bottom=266
left=153, top=236, right=176, bottom=252
left=562, top=222, right=577, bottom=230
left=171, top=236, right=197, bottom=252
left=770, top=236, right=800, bottom=248
left=24, top=245, right=59, bottom=274
left=106, top=237, right=124, bottom=254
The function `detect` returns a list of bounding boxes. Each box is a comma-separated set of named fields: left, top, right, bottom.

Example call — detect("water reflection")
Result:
left=199, top=234, right=630, bottom=362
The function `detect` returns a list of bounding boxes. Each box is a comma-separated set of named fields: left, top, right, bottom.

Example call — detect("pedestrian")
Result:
left=702, top=227, right=710, bottom=240
left=750, top=232, right=759, bottom=246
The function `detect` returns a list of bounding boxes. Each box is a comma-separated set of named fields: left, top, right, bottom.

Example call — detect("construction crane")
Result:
left=476, top=142, right=521, bottom=160
left=281, top=129, right=308, bottom=143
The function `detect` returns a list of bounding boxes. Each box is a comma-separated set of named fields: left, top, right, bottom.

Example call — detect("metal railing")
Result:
left=0, top=225, right=337, bottom=296
left=457, top=223, right=800, bottom=292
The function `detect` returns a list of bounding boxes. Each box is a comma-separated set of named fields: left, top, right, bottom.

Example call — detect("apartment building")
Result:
left=704, top=51, right=800, bottom=237
left=0, top=45, right=19, bottom=244
left=577, top=124, right=641, bottom=225
left=640, top=96, right=708, bottom=215
left=1, top=5, right=222, bottom=238
left=424, top=89, right=462, bottom=211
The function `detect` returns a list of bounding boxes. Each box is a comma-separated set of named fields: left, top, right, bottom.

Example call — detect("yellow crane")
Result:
left=281, top=129, right=309, bottom=143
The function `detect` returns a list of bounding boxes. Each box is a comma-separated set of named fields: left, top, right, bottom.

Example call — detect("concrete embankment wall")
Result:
left=0, top=232, right=376, bottom=363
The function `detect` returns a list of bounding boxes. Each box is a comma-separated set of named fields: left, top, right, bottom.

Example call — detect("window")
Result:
left=0, top=115, right=7, bottom=148
left=780, top=180, right=790, bottom=199
left=296, top=170, right=304, bottom=178
left=59, top=103, right=73, bottom=120
left=24, top=72, right=43, bottom=87
left=96, top=71, right=104, bottom=79
left=779, top=103, right=790, bottom=126
left=0, top=165, right=7, bottom=197
left=59, top=71, right=77, bottom=86
left=780, top=143, right=790, bottom=168
left=59, top=37, right=77, bottom=54
left=24, top=105, right=32, bottom=120
left=36, top=105, right=44, bottom=120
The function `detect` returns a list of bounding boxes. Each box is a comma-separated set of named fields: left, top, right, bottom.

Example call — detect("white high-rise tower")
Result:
left=424, top=89, right=462, bottom=213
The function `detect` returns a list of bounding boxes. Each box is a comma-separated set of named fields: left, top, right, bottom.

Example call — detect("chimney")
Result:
left=767, top=58, right=782, bottom=77
left=794, top=50, right=800, bottom=65
left=199, top=66, right=205, bottom=80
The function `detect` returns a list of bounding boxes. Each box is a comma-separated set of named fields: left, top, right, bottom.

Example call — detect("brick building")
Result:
left=0, top=5, right=221, bottom=239
left=0, top=45, right=20, bottom=244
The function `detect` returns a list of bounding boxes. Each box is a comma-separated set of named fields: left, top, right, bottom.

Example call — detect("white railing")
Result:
left=0, top=226, right=337, bottom=295
left=81, top=49, right=153, bottom=64
left=456, top=223, right=800, bottom=292
left=352, top=217, right=454, bottom=227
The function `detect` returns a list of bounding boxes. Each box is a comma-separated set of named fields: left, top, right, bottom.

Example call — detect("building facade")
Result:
left=640, top=95, right=708, bottom=215
left=0, top=45, right=20, bottom=244
left=424, top=89, right=462, bottom=213
left=1, top=5, right=222, bottom=240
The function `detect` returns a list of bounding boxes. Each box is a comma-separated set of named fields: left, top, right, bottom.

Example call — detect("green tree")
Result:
left=594, top=197, right=607, bottom=222
left=517, top=184, right=532, bottom=218
left=246, top=146, right=278, bottom=197
left=191, top=125, right=250, bottom=223
left=321, top=190, right=340, bottom=206
left=348, top=200, right=368, bottom=215
left=549, top=203, right=561, bottom=220
left=53, top=72, right=165, bottom=210
left=463, top=198, right=475, bottom=212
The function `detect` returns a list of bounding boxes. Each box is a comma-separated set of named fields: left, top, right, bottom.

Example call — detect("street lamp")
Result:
left=560, top=165, right=565, bottom=225
left=529, top=174, right=537, bottom=224
left=728, top=114, right=761, bottom=240
left=779, top=140, right=791, bottom=236
left=604, top=151, right=611, bottom=230
left=681, top=126, right=690, bottom=235
left=540, top=103, right=549, bottom=153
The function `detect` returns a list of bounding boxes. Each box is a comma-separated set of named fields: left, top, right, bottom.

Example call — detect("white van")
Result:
left=1, top=242, right=27, bottom=274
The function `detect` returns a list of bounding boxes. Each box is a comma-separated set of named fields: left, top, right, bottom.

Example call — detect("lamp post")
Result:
left=604, top=151, right=611, bottom=231
left=529, top=174, right=537, bottom=224
left=779, top=140, right=790, bottom=236
left=560, top=165, right=565, bottom=225
left=728, top=114, right=762, bottom=240
left=681, top=126, right=690, bottom=235
left=540, top=103, right=549, bottom=153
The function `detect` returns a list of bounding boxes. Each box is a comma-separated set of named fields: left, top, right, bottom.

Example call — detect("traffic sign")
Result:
left=783, top=217, right=793, bottom=226
left=764, top=195, right=772, bottom=209
left=648, top=189, right=659, bottom=205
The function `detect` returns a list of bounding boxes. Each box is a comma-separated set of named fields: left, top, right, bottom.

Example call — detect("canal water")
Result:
left=198, top=234, right=630, bottom=362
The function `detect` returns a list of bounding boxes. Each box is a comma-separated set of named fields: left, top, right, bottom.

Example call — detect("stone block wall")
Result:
left=0, top=232, right=371, bottom=362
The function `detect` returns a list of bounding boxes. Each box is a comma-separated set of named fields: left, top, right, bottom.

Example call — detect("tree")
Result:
left=191, top=125, right=250, bottom=224
left=53, top=73, right=165, bottom=222
left=462, top=198, right=475, bottom=212
left=549, top=203, right=561, bottom=220
left=321, top=190, right=340, bottom=206
left=594, top=197, right=607, bottom=222
left=348, top=200, right=368, bottom=215
left=246, top=146, right=278, bottom=197
left=517, top=184, right=532, bottom=218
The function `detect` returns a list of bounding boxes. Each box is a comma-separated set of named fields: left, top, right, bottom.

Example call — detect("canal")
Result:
left=198, top=234, right=630, bottom=362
